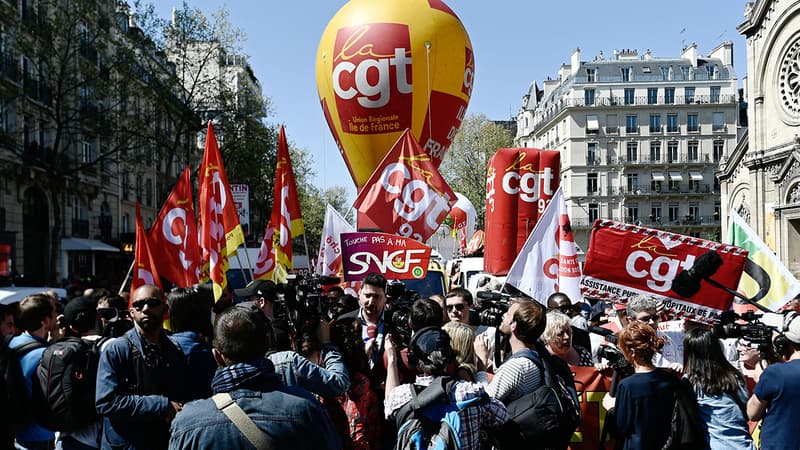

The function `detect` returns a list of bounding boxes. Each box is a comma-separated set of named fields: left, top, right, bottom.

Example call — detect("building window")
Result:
left=145, top=179, right=153, bottom=206
left=669, top=172, right=682, bottom=191
left=712, top=112, right=725, bottom=131
left=710, top=86, right=720, bottom=103
left=586, top=68, right=596, bottom=83
left=650, top=141, right=661, bottom=162
left=587, top=173, right=598, bottom=194
left=668, top=203, right=680, bottom=222
left=706, top=64, right=717, bottom=79
left=587, top=142, right=597, bottom=165
left=626, top=141, right=638, bottom=162
left=606, top=114, right=618, bottom=134
left=122, top=213, right=129, bottom=234
left=664, top=87, right=675, bottom=104
left=135, top=177, right=142, bottom=201
left=667, top=141, right=679, bottom=162
left=651, top=203, right=662, bottom=222
left=626, top=173, right=639, bottom=192
left=714, top=202, right=721, bottom=221
left=689, top=177, right=701, bottom=192
left=661, top=66, right=670, bottom=80
left=687, top=141, right=699, bottom=161
left=122, top=172, right=129, bottom=201
left=681, top=66, right=691, bottom=80
left=626, top=115, right=638, bottom=133
left=713, top=140, right=724, bottom=162
left=588, top=203, right=599, bottom=223
left=687, top=113, right=699, bottom=132
left=586, top=114, right=599, bottom=134
left=647, top=88, right=658, bottom=105
left=667, top=114, right=679, bottom=132
left=685, top=86, right=695, bottom=103
left=649, top=114, right=661, bottom=133
left=688, top=202, right=700, bottom=221
left=651, top=178, right=663, bottom=193
left=624, top=88, right=635, bottom=105
left=584, top=88, right=595, bottom=106
left=81, top=141, right=96, bottom=164
left=621, top=67, right=631, bottom=82
left=627, top=203, right=639, bottom=222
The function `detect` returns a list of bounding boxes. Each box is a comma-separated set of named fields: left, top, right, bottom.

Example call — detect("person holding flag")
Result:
left=198, top=121, right=245, bottom=301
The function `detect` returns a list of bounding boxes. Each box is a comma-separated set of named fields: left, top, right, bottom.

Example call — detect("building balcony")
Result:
left=576, top=72, right=732, bottom=83
left=570, top=215, right=721, bottom=230
left=616, top=184, right=714, bottom=196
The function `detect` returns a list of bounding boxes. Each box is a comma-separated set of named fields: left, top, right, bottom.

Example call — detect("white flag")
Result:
left=316, top=204, right=355, bottom=276
left=505, top=187, right=583, bottom=305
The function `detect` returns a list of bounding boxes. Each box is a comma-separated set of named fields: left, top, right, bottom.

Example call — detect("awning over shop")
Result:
left=689, top=171, right=703, bottom=181
left=668, top=171, right=683, bottom=181
left=651, top=172, right=665, bottom=182
left=61, top=238, right=120, bottom=252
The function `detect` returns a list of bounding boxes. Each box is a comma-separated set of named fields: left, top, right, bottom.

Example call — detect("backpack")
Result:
left=0, top=335, right=45, bottom=432
left=32, top=336, right=106, bottom=432
left=660, top=377, right=705, bottom=450
left=392, top=377, right=487, bottom=450
left=498, top=348, right=581, bottom=450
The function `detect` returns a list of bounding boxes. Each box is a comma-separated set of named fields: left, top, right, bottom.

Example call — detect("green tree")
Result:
left=439, top=114, right=513, bottom=228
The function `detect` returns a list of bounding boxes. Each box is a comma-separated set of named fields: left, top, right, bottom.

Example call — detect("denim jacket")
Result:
left=95, top=328, right=189, bottom=450
left=168, top=360, right=342, bottom=450
left=268, top=343, right=350, bottom=398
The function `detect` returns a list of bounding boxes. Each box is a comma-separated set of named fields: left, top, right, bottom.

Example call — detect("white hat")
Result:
left=784, top=313, right=800, bottom=344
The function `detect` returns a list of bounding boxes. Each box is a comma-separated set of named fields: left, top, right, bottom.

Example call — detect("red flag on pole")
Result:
left=270, top=125, right=304, bottom=270
left=354, top=129, right=456, bottom=242
left=148, top=167, right=201, bottom=287
left=199, top=121, right=245, bottom=300
left=253, top=222, right=276, bottom=281
left=131, top=202, right=162, bottom=301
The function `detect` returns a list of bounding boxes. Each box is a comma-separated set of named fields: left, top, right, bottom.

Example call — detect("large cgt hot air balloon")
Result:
left=316, top=0, right=474, bottom=188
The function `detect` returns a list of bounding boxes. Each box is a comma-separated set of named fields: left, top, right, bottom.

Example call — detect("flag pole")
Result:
left=241, top=242, right=255, bottom=281
left=118, top=260, right=134, bottom=295
left=234, top=248, right=250, bottom=283
left=302, top=233, right=312, bottom=275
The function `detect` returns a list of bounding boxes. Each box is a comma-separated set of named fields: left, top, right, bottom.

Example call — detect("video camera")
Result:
left=384, top=280, right=420, bottom=349
left=475, top=290, right=512, bottom=327
left=277, top=274, right=340, bottom=347
left=712, top=310, right=775, bottom=346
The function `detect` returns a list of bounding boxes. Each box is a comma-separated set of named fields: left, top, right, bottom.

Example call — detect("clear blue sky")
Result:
left=150, top=1, right=749, bottom=203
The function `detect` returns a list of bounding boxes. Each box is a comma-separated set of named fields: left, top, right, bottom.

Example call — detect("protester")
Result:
left=444, top=288, right=473, bottom=324
left=442, top=320, right=477, bottom=381
left=56, top=296, right=104, bottom=450
left=543, top=310, right=594, bottom=366
left=626, top=294, right=682, bottom=370
left=0, top=304, right=16, bottom=337
left=234, top=280, right=277, bottom=320
left=9, top=294, right=59, bottom=450
left=427, top=294, right=449, bottom=324
left=384, top=327, right=508, bottom=450
left=747, top=313, right=800, bottom=450
left=95, top=284, right=190, bottom=450
left=602, top=321, right=677, bottom=450
left=683, top=327, right=754, bottom=450
left=168, top=306, right=341, bottom=450
left=168, top=287, right=217, bottom=401
left=409, top=297, right=443, bottom=331
left=481, top=298, right=546, bottom=403
left=328, top=317, right=382, bottom=450
left=339, top=273, right=389, bottom=374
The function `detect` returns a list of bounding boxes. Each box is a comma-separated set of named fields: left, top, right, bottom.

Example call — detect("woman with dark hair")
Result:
left=327, top=317, right=381, bottom=450
left=683, top=327, right=754, bottom=450
left=602, top=321, right=678, bottom=450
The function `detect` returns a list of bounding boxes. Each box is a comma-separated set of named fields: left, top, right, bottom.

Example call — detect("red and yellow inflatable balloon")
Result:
left=316, top=0, right=474, bottom=188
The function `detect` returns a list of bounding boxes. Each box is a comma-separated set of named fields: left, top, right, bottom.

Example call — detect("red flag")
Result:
left=253, top=222, right=276, bottom=280
left=270, top=125, right=304, bottom=269
left=199, top=121, right=245, bottom=300
left=131, top=202, right=162, bottom=300
left=354, top=129, right=456, bottom=242
left=148, top=167, right=201, bottom=287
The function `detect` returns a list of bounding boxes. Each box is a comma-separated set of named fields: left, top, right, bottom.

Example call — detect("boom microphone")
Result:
left=671, top=251, right=723, bottom=298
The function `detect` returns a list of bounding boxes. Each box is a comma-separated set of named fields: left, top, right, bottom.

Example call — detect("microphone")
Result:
left=671, top=251, right=722, bottom=298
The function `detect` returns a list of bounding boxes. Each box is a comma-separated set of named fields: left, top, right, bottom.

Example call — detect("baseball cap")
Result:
left=784, top=313, right=800, bottom=344
left=234, top=280, right=277, bottom=300
left=63, top=296, right=97, bottom=330
left=410, top=327, right=452, bottom=363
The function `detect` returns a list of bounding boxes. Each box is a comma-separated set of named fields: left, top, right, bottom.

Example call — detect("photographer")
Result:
left=746, top=313, right=800, bottom=450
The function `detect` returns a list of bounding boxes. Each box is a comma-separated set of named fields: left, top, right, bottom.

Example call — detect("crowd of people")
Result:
left=0, top=274, right=799, bottom=450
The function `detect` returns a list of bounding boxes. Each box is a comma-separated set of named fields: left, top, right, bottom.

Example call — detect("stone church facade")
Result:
left=719, top=0, right=800, bottom=276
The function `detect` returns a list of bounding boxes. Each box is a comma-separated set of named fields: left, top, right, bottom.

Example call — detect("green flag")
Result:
left=727, top=209, right=800, bottom=310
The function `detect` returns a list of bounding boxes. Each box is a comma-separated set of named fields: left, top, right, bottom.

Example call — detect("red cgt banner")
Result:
left=581, top=220, right=749, bottom=323
left=484, top=148, right=559, bottom=275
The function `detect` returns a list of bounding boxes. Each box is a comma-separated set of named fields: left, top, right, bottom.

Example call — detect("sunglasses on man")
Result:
left=447, top=303, right=467, bottom=312
left=131, top=298, right=163, bottom=311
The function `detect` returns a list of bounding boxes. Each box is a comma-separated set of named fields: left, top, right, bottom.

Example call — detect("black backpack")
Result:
left=660, top=377, right=705, bottom=450
left=32, top=336, right=105, bottom=432
left=392, top=377, right=487, bottom=450
left=497, top=348, right=581, bottom=450
left=0, top=335, right=45, bottom=432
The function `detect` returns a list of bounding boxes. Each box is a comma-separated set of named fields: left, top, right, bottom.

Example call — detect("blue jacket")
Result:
left=95, top=328, right=189, bottom=450
left=9, top=333, right=55, bottom=444
left=168, top=363, right=341, bottom=450
left=170, top=331, right=217, bottom=400
left=268, top=343, right=350, bottom=398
